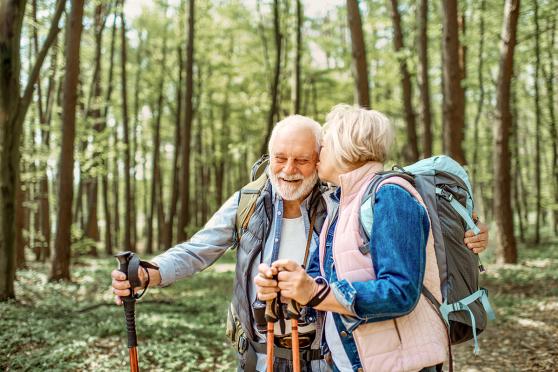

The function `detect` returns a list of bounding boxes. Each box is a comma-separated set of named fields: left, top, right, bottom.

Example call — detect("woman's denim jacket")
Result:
left=307, top=185, right=430, bottom=370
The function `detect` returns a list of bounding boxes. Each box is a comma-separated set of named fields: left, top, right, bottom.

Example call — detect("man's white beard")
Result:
left=269, top=169, right=319, bottom=201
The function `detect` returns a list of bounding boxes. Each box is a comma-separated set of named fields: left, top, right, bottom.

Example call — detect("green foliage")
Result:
left=0, top=255, right=237, bottom=371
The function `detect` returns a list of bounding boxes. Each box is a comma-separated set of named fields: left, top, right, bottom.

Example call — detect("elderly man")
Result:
left=111, top=114, right=488, bottom=372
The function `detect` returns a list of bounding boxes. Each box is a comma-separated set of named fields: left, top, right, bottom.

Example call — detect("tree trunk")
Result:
left=346, top=0, right=370, bottom=108
left=84, top=2, right=108, bottom=252
left=147, top=30, right=168, bottom=254
left=542, top=16, right=557, bottom=234
left=260, top=0, right=283, bottom=155
left=51, top=0, right=85, bottom=281
left=0, top=0, right=64, bottom=300
left=291, top=0, right=302, bottom=114
left=417, top=0, right=432, bottom=158
left=15, top=178, right=26, bottom=269
left=442, top=0, right=466, bottom=164
left=120, top=0, right=134, bottom=252
left=389, top=0, right=418, bottom=162
left=472, top=0, right=486, bottom=184
left=102, top=7, right=119, bottom=255
left=177, top=0, right=195, bottom=242
left=493, top=0, right=520, bottom=264
left=533, top=1, right=542, bottom=243
left=164, top=46, right=184, bottom=249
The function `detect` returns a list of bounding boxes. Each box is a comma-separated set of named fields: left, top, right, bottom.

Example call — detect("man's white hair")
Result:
left=323, top=104, right=394, bottom=169
left=268, top=115, right=322, bottom=155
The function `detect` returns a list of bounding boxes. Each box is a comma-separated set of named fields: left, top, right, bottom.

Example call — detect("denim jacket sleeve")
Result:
left=332, top=185, right=430, bottom=321
left=151, top=192, right=239, bottom=286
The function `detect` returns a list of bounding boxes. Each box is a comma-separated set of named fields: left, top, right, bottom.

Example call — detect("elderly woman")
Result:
left=257, top=104, right=449, bottom=372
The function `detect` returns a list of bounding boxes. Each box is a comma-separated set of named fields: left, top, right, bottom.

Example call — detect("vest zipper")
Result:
left=393, top=318, right=402, bottom=344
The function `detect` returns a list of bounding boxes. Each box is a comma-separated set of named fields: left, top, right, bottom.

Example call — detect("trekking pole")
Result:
left=287, top=300, right=301, bottom=372
left=265, top=297, right=278, bottom=372
left=115, top=251, right=159, bottom=372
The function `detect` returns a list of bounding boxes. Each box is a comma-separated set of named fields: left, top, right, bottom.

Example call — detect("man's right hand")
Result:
left=111, top=268, right=147, bottom=306
left=254, top=263, right=280, bottom=302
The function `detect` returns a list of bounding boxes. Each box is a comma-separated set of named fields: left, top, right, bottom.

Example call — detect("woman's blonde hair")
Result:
left=323, top=104, right=394, bottom=170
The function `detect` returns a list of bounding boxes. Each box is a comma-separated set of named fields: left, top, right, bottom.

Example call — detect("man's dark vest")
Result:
left=231, top=180, right=327, bottom=341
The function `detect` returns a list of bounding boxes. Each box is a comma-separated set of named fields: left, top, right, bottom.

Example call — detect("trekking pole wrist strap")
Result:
left=306, top=277, right=330, bottom=308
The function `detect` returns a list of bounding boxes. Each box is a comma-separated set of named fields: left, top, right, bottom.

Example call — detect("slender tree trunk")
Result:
left=51, top=0, right=85, bottom=281
left=346, top=0, right=370, bottom=108
left=542, top=16, right=557, bottom=234
left=533, top=1, right=542, bottom=243
left=102, top=8, right=119, bottom=255
left=389, top=0, right=418, bottom=162
left=15, top=178, right=26, bottom=269
left=164, top=46, right=184, bottom=249
left=84, top=3, right=108, bottom=252
left=511, top=81, right=525, bottom=242
left=442, top=0, right=466, bottom=164
left=417, top=0, right=432, bottom=158
left=131, top=34, right=144, bottom=251
left=472, top=0, right=486, bottom=184
left=120, top=0, right=134, bottom=252
left=291, top=0, right=302, bottom=114
left=260, top=0, right=283, bottom=155
left=177, top=0, right=195, bottom=242
left=493, top=0, right=520, bottom=264
left=147, top=29, right=168, bottom=254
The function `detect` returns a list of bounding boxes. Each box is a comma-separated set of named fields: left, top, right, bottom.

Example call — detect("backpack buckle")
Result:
left=437, top=187, right=454, bottom=202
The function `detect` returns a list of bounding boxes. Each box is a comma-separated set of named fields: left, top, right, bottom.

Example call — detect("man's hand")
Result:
left=111, top=267, right=147, bottom=306
left=272, top=259, right=318, bottom=305
left=254, top=263, right=280, bottom=302
left=464, top=212, right=489, bottom=254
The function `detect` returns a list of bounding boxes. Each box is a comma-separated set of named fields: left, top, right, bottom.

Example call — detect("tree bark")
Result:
left=0, top=0, right=64, bottom=300
left=346, top=0, right=370, bottom=108
left=417, top=0, right=432, bottom=158
left=493, top=0, right=520, bottom=264
left=389, top=0, right=418, bottom=162
left=164, top=46, right=184, bottom=249
left=147, top=29, right=168, bottom=254
left=119, top=0, right=134, bottom=252
left=442, top=0, right=466, bottom=164
left=260, top=0, right=283, bottom=155
left=51, top=0, right=85, bottom=281
left=102, top=7, right=119, bottom=255
left=472, top=0, right=486, bottom=184
left=542, top=16, right=557, bottom=233
left=177, top=0, right=196, bottom=242
left=533, top=1, right=542, bottom=243
left=291, top=0, right=302, bottom=114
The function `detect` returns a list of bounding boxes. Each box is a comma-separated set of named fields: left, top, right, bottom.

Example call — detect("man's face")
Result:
left=269, top=127, right=319, bottom=201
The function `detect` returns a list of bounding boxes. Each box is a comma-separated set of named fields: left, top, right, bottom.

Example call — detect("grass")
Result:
left=1, top=239, right=557, bottom=371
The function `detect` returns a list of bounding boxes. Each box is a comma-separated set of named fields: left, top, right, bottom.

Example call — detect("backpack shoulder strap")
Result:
left=235, top=170, right=269, bottom=243
left=359, top=171, right=415, bottom=249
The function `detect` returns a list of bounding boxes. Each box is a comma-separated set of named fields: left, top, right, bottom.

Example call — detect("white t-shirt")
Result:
left=274, top=216, right=314, bottom=335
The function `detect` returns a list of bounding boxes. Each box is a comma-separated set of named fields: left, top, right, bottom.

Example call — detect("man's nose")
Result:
left=284, top=158, right=297, bottom=174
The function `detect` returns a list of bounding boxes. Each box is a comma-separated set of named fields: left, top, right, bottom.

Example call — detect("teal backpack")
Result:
left=359, top=155, right=496, bottom=358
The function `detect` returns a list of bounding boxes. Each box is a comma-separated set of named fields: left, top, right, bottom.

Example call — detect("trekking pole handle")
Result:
left=115, top=251, right=138, bottom=348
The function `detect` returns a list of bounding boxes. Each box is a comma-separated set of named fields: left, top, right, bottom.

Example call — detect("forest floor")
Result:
left=1, top=239, right=557, bottom=371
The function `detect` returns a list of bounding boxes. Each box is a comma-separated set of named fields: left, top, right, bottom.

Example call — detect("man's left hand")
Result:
left=464, top=212, right=489, bottom=254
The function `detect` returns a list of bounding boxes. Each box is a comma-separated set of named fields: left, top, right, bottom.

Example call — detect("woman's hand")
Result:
left=272, top=259, right=318, bottom=305
left=254, top=263, right=280, bottom=301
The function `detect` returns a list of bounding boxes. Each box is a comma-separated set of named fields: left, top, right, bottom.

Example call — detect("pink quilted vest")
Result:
left=319, top=162, right=448, bottom=372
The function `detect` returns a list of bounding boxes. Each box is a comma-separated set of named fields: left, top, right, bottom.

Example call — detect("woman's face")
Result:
left=317, top=131, right=339, bottom=184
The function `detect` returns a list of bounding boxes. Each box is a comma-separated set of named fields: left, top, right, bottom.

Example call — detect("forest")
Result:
left=0, top=0, right=557, bottom=370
